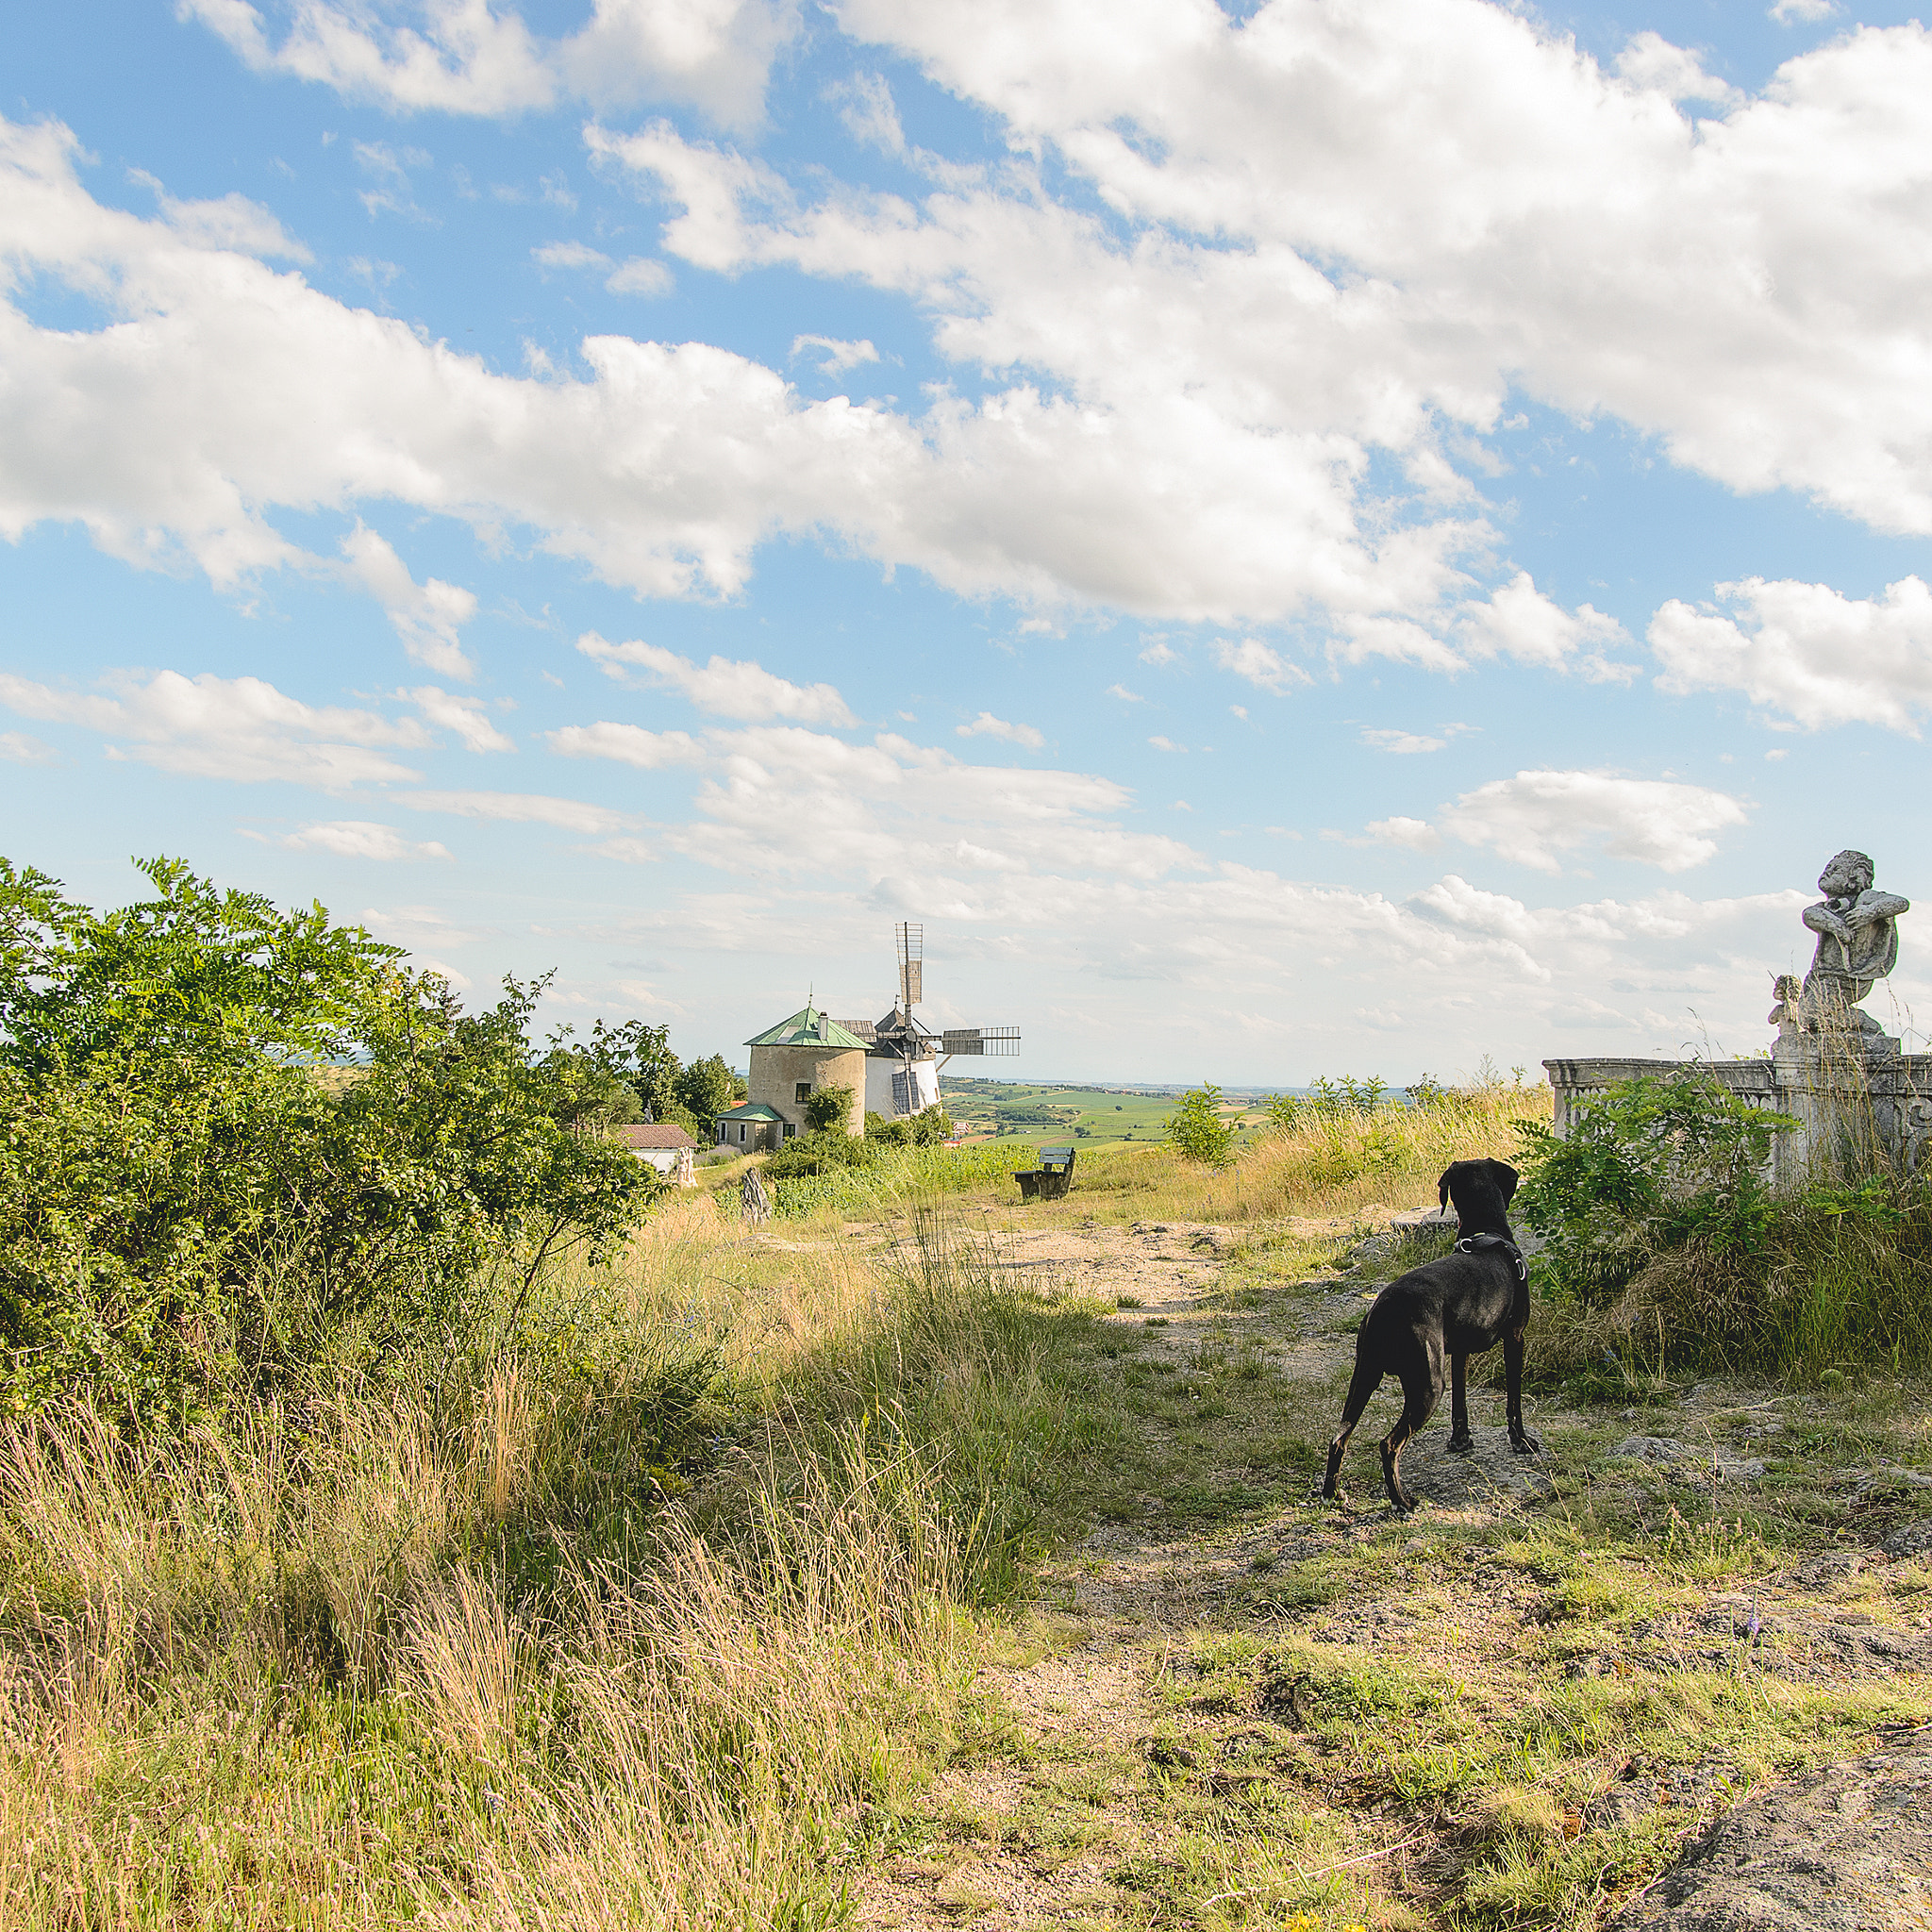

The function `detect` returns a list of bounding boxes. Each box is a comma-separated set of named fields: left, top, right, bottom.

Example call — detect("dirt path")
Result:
left=850, top=1210, right=1932, bottom=1931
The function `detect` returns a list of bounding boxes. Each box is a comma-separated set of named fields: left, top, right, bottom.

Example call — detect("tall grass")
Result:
left=1062, top=1079, right=1552, bottom=1225
left=0, top=1202, right=1113, bottom=1929
left=767, top=1138, right=1041, bottom=1219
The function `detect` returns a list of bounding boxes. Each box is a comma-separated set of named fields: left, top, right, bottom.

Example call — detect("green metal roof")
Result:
left=716, top=1101, right=787, bottom=1122
left=743, top=1005, right=870, bottom=1051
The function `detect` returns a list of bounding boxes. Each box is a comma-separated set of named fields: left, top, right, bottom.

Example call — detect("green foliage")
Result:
left=802, top=1082, right=856, bottom=1132
left=769, top=1140, right=1039, bottom=1219
left=675, top=1052, right=741, bottom=1123
left=866, top=1107, right=955, bottom=1148
left=1263, top=1074, right=1401, bottom=1132
left=762, top=1127, right=880, bottom=1181
left=1164, top=1083, right=1234, bottom=1167
left=1513, top=1073, right=1795, bottom=1304
left=0, top=858, right=660, bottom=1418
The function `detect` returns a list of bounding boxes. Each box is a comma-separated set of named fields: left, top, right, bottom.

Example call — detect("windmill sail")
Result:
left=897, top=922, right=924, bottom=1007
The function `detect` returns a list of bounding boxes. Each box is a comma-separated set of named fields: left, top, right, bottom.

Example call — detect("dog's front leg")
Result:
left=1505, top=1325, right=1541, bottom=1454
left=1446, top=1353, right=1474, bottom=1454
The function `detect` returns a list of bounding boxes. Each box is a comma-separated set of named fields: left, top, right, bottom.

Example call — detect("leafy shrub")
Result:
left=762, top=1128, right=880, bottom=1181
left=0, top=858, right=659, bottom=1418
left=769, top=1141, right=1039, bottom=1219
left=803, top=1083, right=856, bottom=1131
left=1165, top=1084, right=1234, bottom=1166
left=866, top=1107, right=955, bottom=1148
left=1513, top=1073, right=1794, bottom=1304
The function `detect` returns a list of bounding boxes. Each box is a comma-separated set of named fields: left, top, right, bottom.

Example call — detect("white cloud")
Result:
left=558, top=719, right=1198, bottom=881
left=1139, top=641, right=1177, bottom=666
left=533, top=240, right=612, bottom=270
left=1361, top=728, right=1442, bottom=755
left=1459, top=574, right=1636, bottom=681
left=956, top=710, right=1045, bottom=749
left=283, top=821, right=452, bottom=860
left=0, top=667, right=427, bottom=789
left=825, top=71, right=907, bottom=154
left=548, top=721, right=706, bottom=767
left=1212, top=638, right=1308, bottom=695
left=0, top=732, right=56, bottom=765
left=1771, top=0, right=1836, bottom=21
left=339, top=527, right=479, bottom=676
left=606, top=256, right=675, bottom=295
left=1435, top=769, right=1749, bottom=874
left=1364, top=815, right=1441, bottom=851
left=791, top=333, right=880, bottom=375
left=575, top=633, right=857, bottom=724
left=406, top=685, right=514, bottom=752
left=1108, top=683, right=1144, bottom=702
left=1614, top=32, right=1739, bottom=106
left=396, top=788, right=631, bottom=832
left=1650, top=575, right=1932, bottom=733
left=358, top=904, right=484, bottom=946
left=182, top=0, right=798, bottom=131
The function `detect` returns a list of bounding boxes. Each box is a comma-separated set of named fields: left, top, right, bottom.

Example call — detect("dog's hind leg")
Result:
left=1322, top=1356, right=1382, bottom=1500
left=1505, top=1324, right=1541, bottom=1454
left=1380, top=1351, right=1443, bottom=1512
left=1446, top=1353, right=1474, bottom=1454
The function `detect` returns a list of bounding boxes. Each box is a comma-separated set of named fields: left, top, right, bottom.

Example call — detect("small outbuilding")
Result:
left=610, top=1122, right=697, bottom=1185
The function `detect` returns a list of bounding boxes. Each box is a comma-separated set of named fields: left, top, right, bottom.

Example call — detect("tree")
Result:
left=1164, top=1083, right=1234, bottom=1166
left=0, top=858, right=660, bottom=1417
left=803, top=1083, right=856, bottom=1131
left=675, top=1053, right=739, bottom=1124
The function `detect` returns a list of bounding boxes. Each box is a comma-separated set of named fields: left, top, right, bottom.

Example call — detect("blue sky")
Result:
left=6, top=0, right=1932, bottom=1083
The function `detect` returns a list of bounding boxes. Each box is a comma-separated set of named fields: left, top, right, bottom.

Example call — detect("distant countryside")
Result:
left=941, top=1078, right=1273, bottom=1144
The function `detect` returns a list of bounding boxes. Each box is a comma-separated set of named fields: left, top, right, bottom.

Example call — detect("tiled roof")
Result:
left=743, top=1004, right=870, bottom=1050
left=611, top=1124, right=697, bottom=1149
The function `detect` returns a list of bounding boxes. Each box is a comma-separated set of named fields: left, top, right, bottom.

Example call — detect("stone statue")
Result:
left=1795, top=849, right=1909, bottom=1041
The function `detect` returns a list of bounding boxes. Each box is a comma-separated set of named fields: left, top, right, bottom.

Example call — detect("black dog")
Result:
left=1321, top=1158, right=1540, bottom=1513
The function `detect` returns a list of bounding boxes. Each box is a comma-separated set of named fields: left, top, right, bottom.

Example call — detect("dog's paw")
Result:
left=1509, top=1431, right=1543, bottom=1456
left=1446, top=1433, right=1475, bottom=1456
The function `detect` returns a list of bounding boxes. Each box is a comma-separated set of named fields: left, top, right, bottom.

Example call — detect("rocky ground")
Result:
left=847, top=1208, right=1932, bottom=1930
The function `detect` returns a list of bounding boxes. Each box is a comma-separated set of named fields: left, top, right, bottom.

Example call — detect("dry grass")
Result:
left=1052, top=1079, right=1553, bottom=1228
left=0, top=1208, right=1063, bottom=1930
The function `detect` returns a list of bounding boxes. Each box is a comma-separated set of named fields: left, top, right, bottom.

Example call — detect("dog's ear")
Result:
left=1438, top=1167, right=1453, bottom=1209
left=1487, top=1158, right=1519, bottom=1206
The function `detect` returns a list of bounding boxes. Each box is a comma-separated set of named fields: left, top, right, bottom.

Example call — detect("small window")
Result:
left=785, top=1124, right=797, bottom=1140
left=794, top=1081, right=811, bottom=1104
left=738, top=1124, right=747, bottom=1143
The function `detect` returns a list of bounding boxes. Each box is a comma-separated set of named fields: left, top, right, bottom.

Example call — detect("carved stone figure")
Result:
left=1798, top=849, right=1909, bottom=1040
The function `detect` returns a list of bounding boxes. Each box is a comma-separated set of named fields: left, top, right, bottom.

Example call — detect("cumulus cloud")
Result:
left=406, top=685, right=514, bottom=752
left=956, top=711, right=1045, bottom=749
left=575, top=634, right=857, bottom=724
left=339, top=527, right=479, bottom=676
left=1363, top=815, right=1442, bottom=851
left=605, top=255, right=674, bottom=294
left=282, top=820, right=452, bottom=859
left=1436, top=769, right=1749, bottom=873
left=0, top=667, right=428, bottom=789
left=1213, top=638, right=1308, bottom=695
left=1614, top=32, right=1739, bottom=106
left=532, top=240, right=611, bottom=270
left=1771, top=0, right=1836, bottom=21
left=182, top=0, right=799, bottom=131
left=1459, top=574, right=1636, bottom=681
left=547, top=721, right=706, bottom=767
left=1650, top=575, right=1932, bottom=733
left=791, top=333, right=879, bottom=375
left=1360, top=724, right=1474, bottom=754
left=0, top=732, right=56, bottom=765
left=396, top=788, right=631, bottom=832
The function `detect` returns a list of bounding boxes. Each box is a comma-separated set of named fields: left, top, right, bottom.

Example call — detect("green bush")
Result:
left=803, top=1083, right=856, bottom=1131
left=1164, top=1084, right=1234, bottom=1167
left=763, top=1127, right=880, bottom=1180
left=0, top=857, right=659, bottom=1418
left=1513, top=1072, right=1794, bottom=1304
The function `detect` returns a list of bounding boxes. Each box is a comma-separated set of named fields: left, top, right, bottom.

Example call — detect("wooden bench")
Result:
left=1015, top=1145, right=1076, bottom=1202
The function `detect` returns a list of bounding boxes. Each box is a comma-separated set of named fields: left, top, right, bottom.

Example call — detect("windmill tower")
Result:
left=841, top=924, right=1020, bottom=1118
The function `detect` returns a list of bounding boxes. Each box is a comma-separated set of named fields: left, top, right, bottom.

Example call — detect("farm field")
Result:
left=941, top=1078, right=1270, bottom=1146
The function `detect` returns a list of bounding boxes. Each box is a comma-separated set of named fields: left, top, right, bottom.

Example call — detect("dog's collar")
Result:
left=1456, top=1231, right=1527, bottom=1283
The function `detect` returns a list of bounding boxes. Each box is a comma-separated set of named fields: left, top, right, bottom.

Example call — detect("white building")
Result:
left=611, top=1123, right=696, bottom=1184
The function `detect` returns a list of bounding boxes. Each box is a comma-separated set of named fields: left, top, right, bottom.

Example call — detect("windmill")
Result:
left=841, top=924, right=1020, bottom=1118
